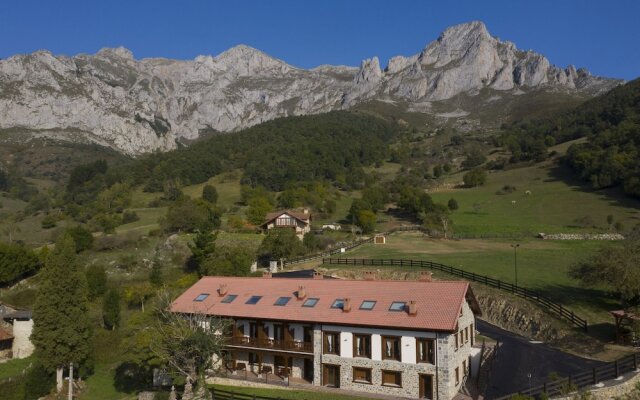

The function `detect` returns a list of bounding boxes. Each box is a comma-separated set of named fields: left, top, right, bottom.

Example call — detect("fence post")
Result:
left=615, top=360, right=619, bottom=377
left=634, top=353, right=638, bottom=371
left=592, top=367, right=597, bottom=384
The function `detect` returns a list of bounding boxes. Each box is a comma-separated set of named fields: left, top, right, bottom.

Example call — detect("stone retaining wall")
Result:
left=554, top=369, right=640, bottom=399
left=538, top=233, right=624, bottom=240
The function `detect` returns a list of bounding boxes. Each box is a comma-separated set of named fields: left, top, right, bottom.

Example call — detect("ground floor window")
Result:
left=352, top=367, right=372, bottom=384
left=322, top=364, right=340, bottom=387
left=455, top=366, right=460, bottom=385
left=381, top=370, right=402, bottom=387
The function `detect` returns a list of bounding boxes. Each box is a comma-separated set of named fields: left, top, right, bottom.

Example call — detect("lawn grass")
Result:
left=211, top=383, right=374, bottom=400
left=181, top=171, right=243, bottom=210
left=339, top=232, right=619, bottom=326
left=0, top=356, right=34, bottom=380
left=429, top=161, right=640, bottom=236
left=116, top=207, right=166, bottom=234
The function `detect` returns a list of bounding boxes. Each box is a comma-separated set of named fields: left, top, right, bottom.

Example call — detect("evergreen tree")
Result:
left=31, top=234, right=92, bottom=392
left=103, top=288, right=121, bottom=330
left=86, top=264, right=107, bottom=300
left=149, top=262, right=163, bottom=287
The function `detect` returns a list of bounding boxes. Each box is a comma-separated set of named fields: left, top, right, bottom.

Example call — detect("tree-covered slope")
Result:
left=500, top=78, right=640, bottom=197
left=128, top=111, right=400, bottom=191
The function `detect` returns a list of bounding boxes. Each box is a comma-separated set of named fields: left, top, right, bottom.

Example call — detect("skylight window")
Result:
left=274, top=296, right=291, bottom=306
left=194, top=293, right=209, bottom=302
left=302, top=298, right=319, bottom=307
left=245, top=295, right=263, bottom=305
left=389, top=301, right=407, bottom=312
left=360, top=300, right=376, bottom=310
left=331, top=299, right=345, bottom=309
left=221, top=294, right=237, bottom=304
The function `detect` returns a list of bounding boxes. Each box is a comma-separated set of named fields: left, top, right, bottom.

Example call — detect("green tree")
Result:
left=163, top=198, right=221, bottom=233
left=568, top=237, right=640, bottom=307
left=103, top=288, right=121, bottom=330
left=152, top=292, right=230, bottom=394
left=31, top=234, right=92, bottom=392
left=123, top=282, right=155, bottom=312
left=202, top=185, right=218, bottom=204
left=357, top=210, right=377, bottom=234
left=199, top=244, right=254, bottom=277
left=463, top=168, right=487, bottom=187
left=246, top=196, right=272, bottom=225
left=258, top=229, right=304, bottom=262
left=187, top=230, right=218, bottom=272
left=0, top=241, right=40, bottom=285
left=86, top=264, right=107, bottom=300
left=66, top=225, right=94, bottom=253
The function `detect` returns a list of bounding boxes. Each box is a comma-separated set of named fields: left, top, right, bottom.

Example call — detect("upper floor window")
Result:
left=323, top=332, right=340, bottom=355
left=417, top=338, right=435, bottom=364
left=331, top=299, right=345, bottom=309
left=353, top=334, right=371, bottom=358
left=194, top=293, right=209, bottom=302
left=221, top=294, right=237, bottom=303
left=274, top=296, right=291, bottom=306
left=276, top=216, right=296, bottom=226
left=359, top=300, right=376, bottom=310
left=382, top=336, right=401, bottom=361
left=245, top=295, right=262, bottom=305
left=302, top=298, right=319, bottom=307
left=389, top=301, right=406, bottom=312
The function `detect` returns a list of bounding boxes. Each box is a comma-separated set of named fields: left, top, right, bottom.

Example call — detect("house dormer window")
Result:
left=276, top=216, right=296, bottom=226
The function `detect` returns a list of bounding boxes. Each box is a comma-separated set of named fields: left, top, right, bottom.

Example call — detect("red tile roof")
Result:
left=0, top=326, right=13, bottom=342
left=170, top=276, right=478, bottom=332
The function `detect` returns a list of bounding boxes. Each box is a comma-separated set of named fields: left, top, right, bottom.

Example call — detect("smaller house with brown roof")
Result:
left=0, top=302, right=34, bottom=360
left=261, top=209, right=312, bottom=239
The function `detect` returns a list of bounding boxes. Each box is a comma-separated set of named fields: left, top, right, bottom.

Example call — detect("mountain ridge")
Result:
left=0, top=21, right=623, bottom=155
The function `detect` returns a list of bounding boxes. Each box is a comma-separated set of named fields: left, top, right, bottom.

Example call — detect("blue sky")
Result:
left=1, top=0, right=638, bottom=80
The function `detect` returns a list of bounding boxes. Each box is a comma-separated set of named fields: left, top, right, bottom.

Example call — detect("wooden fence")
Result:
left=494, top=352, right=640, bottom=399
left=322, top=258, right=589, bottom=331
left=211, top=386, right=289, bottom=400
left=283, top=237, right=373, bottom=266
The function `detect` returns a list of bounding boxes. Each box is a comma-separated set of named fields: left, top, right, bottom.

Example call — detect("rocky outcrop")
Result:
left=0, top=21, right=622, bottom=155
left=538, top=233, right=625, bottom=240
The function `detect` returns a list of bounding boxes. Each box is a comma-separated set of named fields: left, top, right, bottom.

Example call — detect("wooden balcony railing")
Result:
left=229, top=336, right=314, bottom=353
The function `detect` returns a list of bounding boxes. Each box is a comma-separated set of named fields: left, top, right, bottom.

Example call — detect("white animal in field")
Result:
left=525, top=190, right=532, bottom=196
left=511, top=200, right=517, bottom=205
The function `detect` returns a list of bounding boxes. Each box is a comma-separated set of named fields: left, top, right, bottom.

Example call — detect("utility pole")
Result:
left=68, top=362, right=73, bottom=400
left=511, top=244, right=520, bottom=286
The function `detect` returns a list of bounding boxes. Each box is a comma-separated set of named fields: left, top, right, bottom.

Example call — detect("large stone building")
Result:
left=171, top=272, right=481, bottom=399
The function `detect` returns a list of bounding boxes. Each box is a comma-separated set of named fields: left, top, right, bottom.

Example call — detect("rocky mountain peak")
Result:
left=96, top=46, right=135, bottom=61
left=0, top=21, right=623, bottom=156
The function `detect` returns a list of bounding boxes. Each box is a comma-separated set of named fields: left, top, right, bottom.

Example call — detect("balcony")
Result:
left=228, top=336, right=314, bottom=353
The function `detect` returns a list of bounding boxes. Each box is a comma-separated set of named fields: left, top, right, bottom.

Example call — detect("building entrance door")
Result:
left=419, top=374, right=434, bottom=399
left=322, top=364, right=340, bottom=388
left=303, top=358, right=314, bottom=382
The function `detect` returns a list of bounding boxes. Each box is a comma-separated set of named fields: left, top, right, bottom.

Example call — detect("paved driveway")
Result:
left=477, top=320, right=605, bottom=399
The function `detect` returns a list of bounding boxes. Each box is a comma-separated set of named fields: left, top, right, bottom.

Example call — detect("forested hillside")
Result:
left=128, top=111, right=400, bottom=191
left=499, top=78, right=640, bottom=197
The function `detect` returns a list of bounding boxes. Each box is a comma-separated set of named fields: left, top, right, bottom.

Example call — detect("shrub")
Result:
left=103, top=289, right=121, bottom=330
left=41, top=214, right=57, bottom=229
left=24, top=363, right=55, bottom=399
left=202, top=185, right=218, bottom=204
left=447, top=198, right=459, bottom=211
left=463, top=168, right=487, bottom=187
left=0, top=242, right=41, bottom=285
left=122, top=210, right=140, bottom=224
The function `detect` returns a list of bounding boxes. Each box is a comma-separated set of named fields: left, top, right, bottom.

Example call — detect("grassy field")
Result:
left=330, top=232, right=619, bottom=327
left=429, top=161, right=640, bottom=236
left=0, top=356, right=34, bottom=380
left=211, top=383, right=373, bottom=400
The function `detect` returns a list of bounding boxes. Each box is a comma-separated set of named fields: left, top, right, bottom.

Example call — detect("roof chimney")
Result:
left=313, top=271, right=323, bottom=280
left=297, top=285, right=306, bottom=299
left=419, top=271, right=433, bottom=282
left=303, top=208, right=309, bottom=215
left=218, top=284, right=228, bottom=296
left=363, top=271, right=376, bottom=281
left=408, top=300, right=417, bottom=315
left=343, top=298, right=351, bottom=312
left=263, top=271, right=272, bottom=279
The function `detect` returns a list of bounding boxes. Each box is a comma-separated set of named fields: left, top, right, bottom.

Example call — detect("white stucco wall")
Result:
left=12, top=319, right=34, bottom=359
